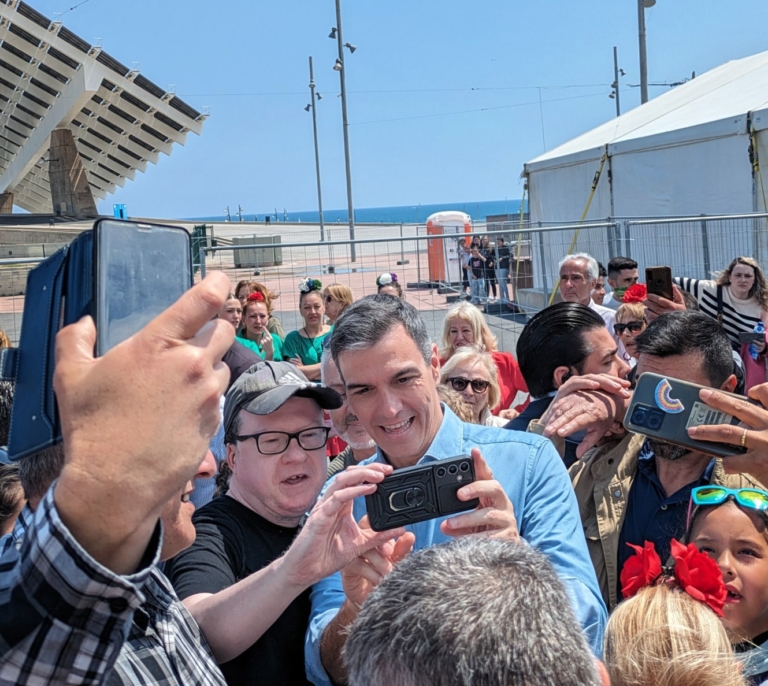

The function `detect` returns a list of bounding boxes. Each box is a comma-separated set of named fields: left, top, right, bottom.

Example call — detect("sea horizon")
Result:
left=190, top=198, right=525, bottom=225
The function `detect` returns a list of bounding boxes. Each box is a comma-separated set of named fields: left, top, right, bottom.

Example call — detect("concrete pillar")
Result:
left=48, top=128, right=97, bottom=218
left=0, top=193, right=13, bottom=213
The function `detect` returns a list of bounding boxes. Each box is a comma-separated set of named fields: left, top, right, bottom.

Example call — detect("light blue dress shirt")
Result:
left=304, top=406, right=607, bottom=684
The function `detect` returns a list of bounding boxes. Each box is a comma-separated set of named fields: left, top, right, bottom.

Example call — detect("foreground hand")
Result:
left=498, top=408, right=520, bottom=421
left=283, top=463, right=413, bottom=589
left=687, top=385, right=768, bottom=485
left=54, top=272, right=234, bottom=572
left=442, top=448, right=519, bottom=540
left=542, top=374, right=632, bottom=458
left=644, top=285, right=686, bottom=323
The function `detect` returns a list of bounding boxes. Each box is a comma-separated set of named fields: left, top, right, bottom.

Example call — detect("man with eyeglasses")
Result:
left=165, top=360, right=389, bottom=686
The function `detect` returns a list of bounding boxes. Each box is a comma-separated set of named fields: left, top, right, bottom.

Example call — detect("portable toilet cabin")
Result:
left=426, top=211, right=472, bottom=285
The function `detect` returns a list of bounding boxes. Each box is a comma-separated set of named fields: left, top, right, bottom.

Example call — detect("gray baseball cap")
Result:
left=223, top=360, right=342, bottom=436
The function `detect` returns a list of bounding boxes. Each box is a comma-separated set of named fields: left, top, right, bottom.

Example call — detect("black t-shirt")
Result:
left=164, top=496, right=310, bottom=686
left=497, top=245, right=511, bottom=270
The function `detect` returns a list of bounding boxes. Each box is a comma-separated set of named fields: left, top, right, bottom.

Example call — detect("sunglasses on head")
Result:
left=614, top=320, right=646, bottom=335
left=687, top=485, right=768, bottom=529
left=448, top=377, right=490, bottom=393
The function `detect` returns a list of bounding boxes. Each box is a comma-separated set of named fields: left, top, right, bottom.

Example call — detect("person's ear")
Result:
left=721, top=373, right=738, bottom=393
left=226, top=442, right=237, bottom=471
left=595, top=659, right=611, bottom=685
left=553, top=366, right=572, bottom=388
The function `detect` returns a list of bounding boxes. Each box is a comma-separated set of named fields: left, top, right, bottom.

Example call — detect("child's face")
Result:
left=691, top=502, right=768, bottom=642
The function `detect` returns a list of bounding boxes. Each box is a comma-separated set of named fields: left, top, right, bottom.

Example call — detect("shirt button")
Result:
left=660, top=504, right=668, bottom=511
left=613, top=489, right=621, bottom=498
left=109, top=597, right=129, bottom=613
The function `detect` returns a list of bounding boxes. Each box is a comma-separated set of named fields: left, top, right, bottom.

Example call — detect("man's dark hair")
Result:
left=0, top=462, right=22, bottom=529
left=635, top=311, right=733, bottom=386
left=516, top=302, right=605, bottom=398
left=680, top=290, right=700, bottom=311
left=607, top=256, right=638, bottom=278
left=330, top=295, right=432, bottom=367
left=18, top=443, right=65, bottom=502
left=345, top=537, right=600, bottom=686
left=598, top=262, right=607, bottom=278
left=0, top=380, right=14, bottom=447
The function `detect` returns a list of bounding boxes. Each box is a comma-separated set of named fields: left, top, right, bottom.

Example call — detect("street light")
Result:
left=609, top=46, right=625, bottom=117
left=305, top=56, right=325, bottom=242
left=638, top=0, right=656, bottom=104
left=329, top=0, right=357, bottom=261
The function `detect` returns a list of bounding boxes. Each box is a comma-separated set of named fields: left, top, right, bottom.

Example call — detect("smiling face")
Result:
left=592, top=276, right=606, bottom=305
left=160, top=450, right=217, bottom=561
left=691, top=502, right=768, bottom=642
left=445, top=359, right=491, bottom=423
left=300, top=291, right=325, bottom=327
left=559, top=259, right=594, bottom=305
left=244, top=301, right=269, bottom=338
left=448, top=317, right=475, bottom=352
left=323, top=355, right=376, bottom=451
left=226, top=397, right=327, bottom=527
left=338, top=324, right=442, bottom=469
left=219, top=298, right=243, bottom=329
left=730, top=263, right=756, bottom=300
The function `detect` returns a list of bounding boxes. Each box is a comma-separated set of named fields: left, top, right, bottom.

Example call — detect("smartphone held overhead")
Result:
left=646, top=266, right=674, bottom=300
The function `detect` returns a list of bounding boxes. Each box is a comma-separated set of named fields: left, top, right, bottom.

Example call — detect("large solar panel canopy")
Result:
left=0, top=0, right=207, bottom=214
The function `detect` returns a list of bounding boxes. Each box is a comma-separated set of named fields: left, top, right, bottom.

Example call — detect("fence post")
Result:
left=537, top=228, right=548, bottom=299
left=199, top=244, right=207, bottom=279
left=397, top=223, right=409, bottom=265
left=699, top=215, right=711, bottom=278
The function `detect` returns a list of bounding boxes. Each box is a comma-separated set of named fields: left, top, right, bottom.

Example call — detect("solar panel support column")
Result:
left=49, top=128, right=97, bottom=218
left=0, top=193, right=13, bottom=213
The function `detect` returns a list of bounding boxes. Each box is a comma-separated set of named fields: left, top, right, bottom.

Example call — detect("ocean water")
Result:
left=193, top=198, right=525, bottom=224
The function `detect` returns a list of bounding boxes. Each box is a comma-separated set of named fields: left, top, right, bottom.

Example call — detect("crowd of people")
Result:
left=4, top=248, right=768, bottom=685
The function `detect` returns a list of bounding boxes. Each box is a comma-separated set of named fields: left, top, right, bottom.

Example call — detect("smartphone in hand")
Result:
left=646, top=266, right=674, bottom=301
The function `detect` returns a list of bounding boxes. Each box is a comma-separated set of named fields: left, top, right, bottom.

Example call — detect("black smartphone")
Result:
left=365, top=455, right=479, bottom=532
left=739, top=331, right=764, bottom=345
left=93, top=220, right=192, bottom=355
left=624, top=372, right=747, bottom=458
left=646, top=266, right=674, bottom=300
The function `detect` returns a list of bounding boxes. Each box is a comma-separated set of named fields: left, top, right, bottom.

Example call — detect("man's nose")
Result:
left=196, top=449, right=217, bottom=479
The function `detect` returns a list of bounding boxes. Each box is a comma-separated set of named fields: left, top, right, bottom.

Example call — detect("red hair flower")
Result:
left=247, top=292, right=264, bottom=302
left=622, top=283, right=648, bottom=303
left=670, top=539, right=727, bottom=617
left=620, top=540, right=662, bottom=598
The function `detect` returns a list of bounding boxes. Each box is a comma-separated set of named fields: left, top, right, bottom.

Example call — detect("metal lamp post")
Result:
left=638, top=0, right=656, bottom=104
left=329, top=0, right=357, bottom=261
left=306, top=56, right=325, bottom=242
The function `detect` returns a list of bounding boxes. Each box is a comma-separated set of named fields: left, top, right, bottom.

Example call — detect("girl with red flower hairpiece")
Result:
left=688, top=488, right=768, bottom=685
left=605, top=538, right=746, bottom=686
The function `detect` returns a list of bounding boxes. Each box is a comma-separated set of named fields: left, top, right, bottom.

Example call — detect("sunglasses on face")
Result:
left=614, top=320, right=646, bottom=335
left=447, top=377, right=490, bottom=393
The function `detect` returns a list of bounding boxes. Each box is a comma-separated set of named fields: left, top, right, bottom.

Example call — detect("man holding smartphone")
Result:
left=306, top=295, right=606, bottom=685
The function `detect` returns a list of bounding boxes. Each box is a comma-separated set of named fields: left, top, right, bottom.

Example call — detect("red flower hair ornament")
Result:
left=246, top=292, right=264, bottom=302
left=619, top=539, right=727, bottom=616
left=622, top=283, right=648, bottom=303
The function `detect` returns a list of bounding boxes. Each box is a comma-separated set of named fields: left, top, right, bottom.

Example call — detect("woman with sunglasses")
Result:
left=438, top=303, right=529, bottom=417
left=322, top=284, right=354, bottom=325
left=614, top=302, right=647, bottom=366
left=688, top=485, right=768, bottom=684
left=439, top=346, right=507, bottom=426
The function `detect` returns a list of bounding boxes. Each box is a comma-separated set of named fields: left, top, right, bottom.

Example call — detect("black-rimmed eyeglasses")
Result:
left=234, top=427, right=330, bottom=454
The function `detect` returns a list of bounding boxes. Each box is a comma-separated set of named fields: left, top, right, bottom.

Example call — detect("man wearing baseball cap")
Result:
left=165, top=360, right=375, bottom=685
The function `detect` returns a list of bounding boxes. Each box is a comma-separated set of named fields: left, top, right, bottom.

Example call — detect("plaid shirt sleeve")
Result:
left=0, top=487, right=162, bottom=685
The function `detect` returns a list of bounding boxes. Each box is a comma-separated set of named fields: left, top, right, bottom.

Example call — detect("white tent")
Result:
left=523, top=50, right=768, bottom=223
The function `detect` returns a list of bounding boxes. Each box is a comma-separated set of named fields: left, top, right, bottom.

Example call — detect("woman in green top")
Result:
left=237, top=292, right=284, bottom=361
left=283, top=278, right=332, bottom=380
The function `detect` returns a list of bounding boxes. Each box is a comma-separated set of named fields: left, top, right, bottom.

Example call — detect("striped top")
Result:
left=675, top=277, right=765, bottom=347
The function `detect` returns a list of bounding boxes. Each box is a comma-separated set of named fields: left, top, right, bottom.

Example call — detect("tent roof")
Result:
left=525, top=50, right=768, bottom=173
left=0, top=1, right=207, bottom=213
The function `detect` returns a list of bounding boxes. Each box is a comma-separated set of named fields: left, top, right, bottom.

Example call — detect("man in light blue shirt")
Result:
left=305, top=295, right=607, bottom=685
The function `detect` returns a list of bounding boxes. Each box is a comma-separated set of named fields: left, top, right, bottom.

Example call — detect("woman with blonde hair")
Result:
left=323, top=283, right=354, bottom=324
left=439, top=346, right=506, bottom=426
left=604, top=538, right=746, bottom=686
left=234, top=279, right=285, bottom=338
left=438, top=302, right=529, bottom=416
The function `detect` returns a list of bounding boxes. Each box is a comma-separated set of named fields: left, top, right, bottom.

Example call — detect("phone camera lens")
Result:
left=436, top=467, right=447, bottom=478
left=646, top=413, right=662, bottom=430
left=460, top=462, right=470, bottom=472
left=630, top=409, right=646, bottom=426
left=448, top=464, right=458, bottom=475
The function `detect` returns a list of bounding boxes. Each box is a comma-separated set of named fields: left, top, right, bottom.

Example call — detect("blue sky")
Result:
left=30, top=0, right=768, bottom=218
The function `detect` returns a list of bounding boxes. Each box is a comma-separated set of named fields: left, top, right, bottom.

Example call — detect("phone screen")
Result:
left=94, top=220, right=192, bottom=355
